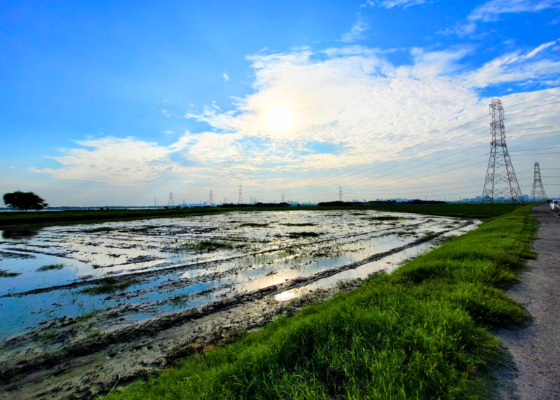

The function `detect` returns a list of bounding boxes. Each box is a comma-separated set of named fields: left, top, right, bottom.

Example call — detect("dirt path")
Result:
left=496, top=204, right=560, bottom=400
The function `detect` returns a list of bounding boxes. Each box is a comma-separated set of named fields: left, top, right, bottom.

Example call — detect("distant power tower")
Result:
left=481, top=99, right=524, bottom=204
left=224, top=197, right=227, bottom=204
left=167, top=192, right=175, bottom=206
left=338, top=187, right=343, bottom=202
left=281, top=193, right=285, bottom=202
left=208, top=190, right=214, bottom=205
left=530, top=162, right=548, bottom=201
left=238, top=185, right=244, bottom=204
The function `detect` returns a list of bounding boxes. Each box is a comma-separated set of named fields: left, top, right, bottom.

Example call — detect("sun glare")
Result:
left=265, top=103, right=294, bottom=132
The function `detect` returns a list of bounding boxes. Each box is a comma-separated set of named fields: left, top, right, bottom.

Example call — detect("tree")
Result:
left=3, top=191, right=48, bottom=212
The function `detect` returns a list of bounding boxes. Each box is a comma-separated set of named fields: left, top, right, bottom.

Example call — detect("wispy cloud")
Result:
left=340, top=13, right=369, bottom=43
left=448, top=0, right=560, bottom=35
left=162, top=130, right=175, bottom=135
left=223, top=71, right=230, bottom=81
left=365, top=0, right=428, bottom=9
left=30, top=137, right=181, bottom=186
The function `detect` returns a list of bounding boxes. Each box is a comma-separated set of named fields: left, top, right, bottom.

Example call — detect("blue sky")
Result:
left=1, top=0, right=560, bottom=205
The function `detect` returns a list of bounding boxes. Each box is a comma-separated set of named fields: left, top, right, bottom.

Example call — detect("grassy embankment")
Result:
left=0, top=203, right=522, bottom=229
left=104, top=205, right=535, bottom=400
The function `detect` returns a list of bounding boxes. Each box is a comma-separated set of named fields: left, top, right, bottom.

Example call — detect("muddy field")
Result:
left=0, top=210, right=478, bottom=399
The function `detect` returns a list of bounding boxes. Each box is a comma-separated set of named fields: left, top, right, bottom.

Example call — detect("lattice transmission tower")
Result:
left=167, top=192, right=175, bottom=206
left=530, top=162, right=548, bottom=201
left=481, top=99, right=524, bottom=204
left=208, top=190, right=214, bottom=205
left=238, top=185, right=244, bottom=204
left=338, top=187, right=343, bottom=202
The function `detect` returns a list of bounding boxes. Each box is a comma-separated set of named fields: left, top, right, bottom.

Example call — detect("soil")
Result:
left=494, top=204, right=560, bottom=400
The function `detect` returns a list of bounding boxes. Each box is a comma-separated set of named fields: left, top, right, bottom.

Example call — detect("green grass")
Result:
left=178, top=240, right=236, bottom=253
left=0, top=270, right=20, bottom=278
left=281, top=223, right=317, bottom=227
left=287, top=231, right=321, bottom=238
left=238, top=223, right=270, bottom=228
left=37, top=263, right=64, bottom=272
left=80, top=277, right=133, bottom=295
left=363, top=216, right=408, bottom=221
left=85, top=227, right=117, bottom=233
left=104, top=206, right=535, bottom=400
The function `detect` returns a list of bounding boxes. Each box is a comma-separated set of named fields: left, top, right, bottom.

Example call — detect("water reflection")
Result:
left=1, top=226, right=42, bottom=240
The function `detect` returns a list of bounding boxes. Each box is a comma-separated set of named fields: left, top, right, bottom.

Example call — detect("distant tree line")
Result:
left=317, top=200, right=448, bottom=206
left=219, top=202, right=292, bottom=208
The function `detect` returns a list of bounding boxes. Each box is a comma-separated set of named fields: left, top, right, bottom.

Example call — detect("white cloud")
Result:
left=450, top=0, right=560, bottom=35
left=526, top=40, right=557, bottom=58
left=163, top=99, right=171, bottom=103
left=464, top=42, right=560, bottom=87
left=162, top=130, right=175, bottom=135
left=30, top=137, right=184, bottom=186
left=223, top=71, right=230, bottom=81
left=340, top=14, right=369, bottom=43
left=365, top=0, right=428, bottom=9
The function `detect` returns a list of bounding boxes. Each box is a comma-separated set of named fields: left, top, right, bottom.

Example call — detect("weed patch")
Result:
left=80, top=277, right=133, bottom=295
left=178, top=240, right=236, bottom=253
left=37, top=263, right=64, bottom=272
left=287, top=232, right=321, bottom=239
left=239, top=223, right=270, bottom=228
left=0, top=270, right=20, bottom=278
left=85, top=227, right=116, bottom=233
left=363, top=216, right=408, bottom=221
left=281, top=223, right=316, bottom=227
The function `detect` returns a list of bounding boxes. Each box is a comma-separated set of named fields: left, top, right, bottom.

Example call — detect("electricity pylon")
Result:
left=208, top=190, right=214, bottom=205
left=281, top=193, right=285, bottom=202
left=530, top=162, right=548, bottom=201
left=481, top=99, right=524, bottom=204
left=167, top=192, right=175, bottom=206
left=338, top=187, right=343, bottom=202
left=238, top=185, right=243, bottom=204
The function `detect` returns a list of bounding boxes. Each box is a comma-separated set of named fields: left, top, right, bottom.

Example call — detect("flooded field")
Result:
left=0, top=210, right=479, bottom=399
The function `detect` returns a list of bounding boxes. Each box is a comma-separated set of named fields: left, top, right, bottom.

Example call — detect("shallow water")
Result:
left=0, top=210, right=478, bottom=340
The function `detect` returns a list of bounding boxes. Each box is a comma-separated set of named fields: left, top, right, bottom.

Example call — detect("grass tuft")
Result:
left=85, top=227, right=117, bottom=233
left=287, top=232, right=321, bottom=239
left=37, top=263, right=64, bottom=272
left=0, top=270, right=20, bottom=278
left=239, top=223, right=270, bottom=228
left=178, top=240, right=236, bottom=253
left=80, top=277, right=133, bottom=295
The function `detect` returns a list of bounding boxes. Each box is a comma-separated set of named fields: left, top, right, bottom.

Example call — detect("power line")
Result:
left=506, top=99, right=560, bottom=112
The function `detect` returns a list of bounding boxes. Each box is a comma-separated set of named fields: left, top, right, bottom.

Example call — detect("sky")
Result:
left=1, top=0, right=560, bottom=206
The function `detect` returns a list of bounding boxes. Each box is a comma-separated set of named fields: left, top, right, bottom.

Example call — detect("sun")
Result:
left=265, top=103, right=294, bottom=132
